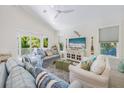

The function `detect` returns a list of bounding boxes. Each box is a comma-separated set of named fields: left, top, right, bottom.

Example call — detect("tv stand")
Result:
left=66, top=48, right=86, bottom=62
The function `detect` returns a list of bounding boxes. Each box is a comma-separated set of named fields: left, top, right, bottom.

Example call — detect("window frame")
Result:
left=17, top=32, right=42, bottom=56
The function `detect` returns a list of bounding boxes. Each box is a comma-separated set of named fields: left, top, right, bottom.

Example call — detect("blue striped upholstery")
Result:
left=35, top=70, right=69, bottom=88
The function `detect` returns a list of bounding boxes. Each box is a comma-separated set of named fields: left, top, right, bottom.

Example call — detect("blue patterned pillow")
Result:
left=32, top=48, right=46, bottom=58
left=36, top=70, right=69, bottom=88
left=118, top=59, right=124, bottom=73
left=89, top=55, right=97, bottom=62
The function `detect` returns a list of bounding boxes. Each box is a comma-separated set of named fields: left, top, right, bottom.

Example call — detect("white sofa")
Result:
left=69, top=55, right=111, bottom=88
left=108, top=56, right=124, bottom=88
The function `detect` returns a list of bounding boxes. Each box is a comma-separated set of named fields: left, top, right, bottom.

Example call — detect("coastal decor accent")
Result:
left=73, top=30, right=81, bottom=37
left=91, top=36, right=94, bottom=55
left=43, top=37, right=48, bottom=48
left=66, top=39, right=67, bottom=50
left=68, top=37, right=86, bottom=48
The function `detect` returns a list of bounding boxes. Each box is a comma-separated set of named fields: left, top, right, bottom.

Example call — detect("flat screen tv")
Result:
left=69, top=37, right=86, bottom=48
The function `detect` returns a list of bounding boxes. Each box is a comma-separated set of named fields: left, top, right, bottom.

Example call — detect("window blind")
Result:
left=99, top=25, right=119, bottom=42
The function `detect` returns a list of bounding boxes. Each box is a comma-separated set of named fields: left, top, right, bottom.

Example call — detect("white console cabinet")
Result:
left=65, top=48, right=86, bottom=62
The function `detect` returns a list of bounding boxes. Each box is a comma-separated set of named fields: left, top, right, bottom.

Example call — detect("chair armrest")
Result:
left=69, top=65, right=109, bottom=87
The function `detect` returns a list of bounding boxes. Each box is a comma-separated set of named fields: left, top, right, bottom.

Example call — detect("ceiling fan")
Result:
left=54, top=9, right=74, bottom=18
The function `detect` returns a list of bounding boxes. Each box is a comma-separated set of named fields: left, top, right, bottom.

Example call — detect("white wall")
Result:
left=0, top=6, right=58, bottom=57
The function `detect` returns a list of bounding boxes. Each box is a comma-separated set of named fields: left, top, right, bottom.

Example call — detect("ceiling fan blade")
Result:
left=61, top=9, right=74, bottom=13
left=54, top=12, right=60, bottom=18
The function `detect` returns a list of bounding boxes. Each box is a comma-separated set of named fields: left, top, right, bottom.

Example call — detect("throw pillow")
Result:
left=90, top=55, right=106, bottom=75
left=45, top=50, right=53, bottom=56
left=51, top=45, right=59, bottom=55
left=32, top=48, right=46, bottom=58
left=89, top=55, right=97, bottom=62
left=118, top=59, right=124, bottom=73
left=80, top=60, right=90, bottom=71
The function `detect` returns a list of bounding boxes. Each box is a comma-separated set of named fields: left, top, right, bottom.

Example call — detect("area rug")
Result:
left=45, top=64, right=69, bottom=83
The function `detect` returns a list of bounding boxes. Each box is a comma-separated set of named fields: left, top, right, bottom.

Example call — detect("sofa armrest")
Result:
left=0, top=63, right=8, bottom=88
left=69, top=65, right=109, bottom=87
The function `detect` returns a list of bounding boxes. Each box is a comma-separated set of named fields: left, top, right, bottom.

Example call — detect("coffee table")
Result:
left=55, top=59, right=79, bottom=72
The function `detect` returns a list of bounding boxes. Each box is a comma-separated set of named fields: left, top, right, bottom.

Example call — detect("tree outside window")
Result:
left=43, top=38, right=48, bottom=48
left=100, top=42, right=117, bottom=56
left=31, top=36, right=40, bottom=48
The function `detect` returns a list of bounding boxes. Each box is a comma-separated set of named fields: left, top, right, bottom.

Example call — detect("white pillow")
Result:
left=90, top=55, right=106, bottom=75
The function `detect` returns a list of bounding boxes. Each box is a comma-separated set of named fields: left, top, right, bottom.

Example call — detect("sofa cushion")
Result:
left=0, top=63, right=8, bottom=88
left=6, top=58, right=25, bottom=73
left=90, top=55, right=106, bottom=75
left=6, top=66, right=36, bottom=88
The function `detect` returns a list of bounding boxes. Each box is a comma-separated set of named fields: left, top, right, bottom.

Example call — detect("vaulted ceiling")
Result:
left=22, top=5, right=124, bottom=32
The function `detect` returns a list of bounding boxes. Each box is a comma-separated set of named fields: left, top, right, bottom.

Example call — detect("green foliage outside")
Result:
left=100, top=42, right=116, bottom=49
left=43, top=38, right=48, bottom=48
left=21, top=36, right=40, bottom=48
left=100, top=42, right=116, bottom=56
left=31, top=36, right=40, bottom=48
left=21, top=36, right=30, bottom=48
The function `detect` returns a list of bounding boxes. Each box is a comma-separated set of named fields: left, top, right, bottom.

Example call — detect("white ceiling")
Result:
left=22, top=5, right=124, bottom=32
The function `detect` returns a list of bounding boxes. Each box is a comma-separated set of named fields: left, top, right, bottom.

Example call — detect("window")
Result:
left=18, top=34, right=41, bottom=56
left=21, top=36, right=30, bottom=55
left=99, top=25, right=119, bottom=56
left=43, top=37, right=48, bottom=48
left=100, top=42, right=117, bottom=56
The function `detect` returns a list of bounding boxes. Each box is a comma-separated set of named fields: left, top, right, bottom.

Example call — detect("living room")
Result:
left=0, top=5, right=124, bottom=88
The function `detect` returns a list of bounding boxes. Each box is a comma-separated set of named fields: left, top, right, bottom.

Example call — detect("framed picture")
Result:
left=69, top=37, right=86, bottom=48
left=43, top=37, right=48, bottom=48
